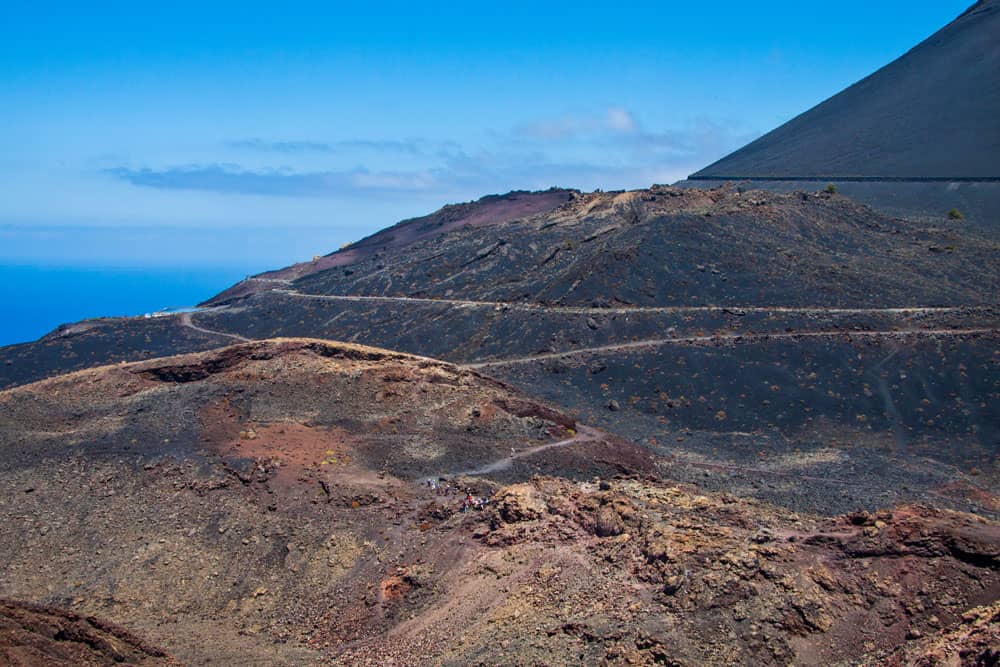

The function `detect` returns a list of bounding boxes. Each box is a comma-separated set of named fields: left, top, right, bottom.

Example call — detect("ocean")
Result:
left=0, top=264, right=252, bottom=347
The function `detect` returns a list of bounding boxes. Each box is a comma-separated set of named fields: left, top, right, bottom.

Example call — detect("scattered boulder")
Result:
left=589, top=361, right=607, bottom=375
left=595, top=507, right=624, bottom=537
left=544, top=359, right=569, bottom=374
left=662, top=573, right=685, bottom=596
left=494, top=484, right=547, bottom=523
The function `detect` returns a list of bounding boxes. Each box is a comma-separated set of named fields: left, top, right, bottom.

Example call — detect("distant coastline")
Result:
left=0, top=264, right=249, bottom=347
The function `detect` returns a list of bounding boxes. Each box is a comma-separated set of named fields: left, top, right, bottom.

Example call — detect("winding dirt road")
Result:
left=424, top=425, right=603, bottom=482
left=170, top=287, right=998, bottom=370
left=271, top=288, right=981, bottom=317
left=461, top=327, right=998, bottom=369
left=179, top=312, right=250, bottom=342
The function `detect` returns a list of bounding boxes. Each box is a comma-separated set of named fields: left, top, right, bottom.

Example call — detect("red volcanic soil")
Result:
left=200, top=400, right=361, bottom=488
left=933, top=480, right=1000, bottom=513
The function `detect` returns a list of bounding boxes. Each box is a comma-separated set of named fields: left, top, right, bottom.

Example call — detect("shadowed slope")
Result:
left=691, top=1, right=999, bottom=180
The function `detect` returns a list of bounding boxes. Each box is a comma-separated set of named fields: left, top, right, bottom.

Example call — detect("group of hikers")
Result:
left=423, top=478, right=492, bottom=512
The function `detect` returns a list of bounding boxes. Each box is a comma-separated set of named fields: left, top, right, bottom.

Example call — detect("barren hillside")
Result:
left=0, top=340, right=997, bottom=664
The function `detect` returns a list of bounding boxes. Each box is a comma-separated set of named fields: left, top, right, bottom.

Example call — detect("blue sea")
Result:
left=0, top=264, right=252, bottom=347
left=0, top=223, right=361, bottom=348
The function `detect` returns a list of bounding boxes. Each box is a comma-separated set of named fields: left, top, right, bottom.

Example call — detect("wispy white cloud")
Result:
left=513, top=106, right=642, bottom=141
left=106, top=164, right=437, bottom=197
left=509, top=107, right=757, bottom=179
left=226, top=139, right=338, bottom=154
left=105, top=110, right=758, bottom=199
left=510, top=106, right=754, bottom=168
left=606, top=107, right=638, bottom=133
left=226, top=137, right=456, bottom=156
left=514, top=116, right=586, bottom=141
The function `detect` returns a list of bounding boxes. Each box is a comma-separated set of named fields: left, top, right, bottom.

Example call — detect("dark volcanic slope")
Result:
left=0, top=315, right=232, bottom=391
left=209, top=187, right=576, bottom=305
left=679, top=179, right=1000, bottom=228
left=12, top=184, right=998, bottom=389
left=194, top=291, right=1000, bottom=514
left=1, top=341, right=998, bottom=665
left=691, top=1, right=1000, bottom=180
left=284, top=187, right=997, bottom=307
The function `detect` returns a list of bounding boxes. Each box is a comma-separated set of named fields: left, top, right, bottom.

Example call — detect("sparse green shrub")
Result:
left=948, top=208, right=965, bottom=220
left=824, top=183, right=837, bottom=194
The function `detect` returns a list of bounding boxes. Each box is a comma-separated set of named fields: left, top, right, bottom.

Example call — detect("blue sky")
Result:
left=0, top=1, right=971, bottom=269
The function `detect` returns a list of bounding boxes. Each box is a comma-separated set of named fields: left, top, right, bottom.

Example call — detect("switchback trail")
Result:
left=462, top=327, right=999, bottom=369
left=173, top=289, right=998, bottom=371
left=423, top=425, right=873, bottom=492
left=179, top=312, right=251, bottom=342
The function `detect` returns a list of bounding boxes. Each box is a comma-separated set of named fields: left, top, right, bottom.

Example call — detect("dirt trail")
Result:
left=463, top=327, right=999, bottom=369
left=272, top=288, right=980, bottom=317
left=424, top=425, right=602, bottom=482
left=249, top=277, right=293, bottom=284
left=177, top=290, right=996, bottom=372
left=179, top=312, right=251, bottom=342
